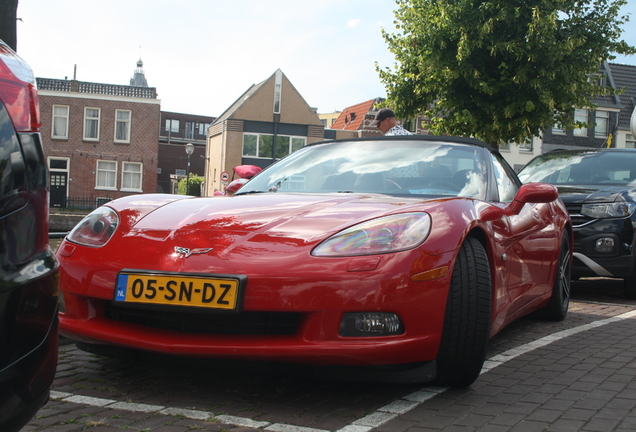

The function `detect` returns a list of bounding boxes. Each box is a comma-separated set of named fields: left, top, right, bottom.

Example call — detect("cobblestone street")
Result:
left=21, top=281, right=636, bottom=432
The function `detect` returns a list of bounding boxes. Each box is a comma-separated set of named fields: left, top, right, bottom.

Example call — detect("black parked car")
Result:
left=0, top=39, right=59, bottom=431
left=518, top=148, right=636, bottom=298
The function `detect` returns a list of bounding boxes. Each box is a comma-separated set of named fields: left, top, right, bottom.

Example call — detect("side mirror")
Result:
left=508, top=183, right=558, bottom=214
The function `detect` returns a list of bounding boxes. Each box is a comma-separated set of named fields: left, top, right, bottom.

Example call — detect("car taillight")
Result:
left=0, top=40, right=41, bottom=132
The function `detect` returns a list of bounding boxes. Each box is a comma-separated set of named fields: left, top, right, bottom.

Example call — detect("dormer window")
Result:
left=596, top=75, right=606, bottom=87
left=589, top=73, right=606, bottom=87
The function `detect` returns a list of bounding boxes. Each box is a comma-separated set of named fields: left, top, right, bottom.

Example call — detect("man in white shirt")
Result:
left=372, top=108, right=412, bottom=135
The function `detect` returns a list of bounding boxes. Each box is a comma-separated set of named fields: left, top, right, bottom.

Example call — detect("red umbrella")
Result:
left=233, top=165, right=262, bottom=179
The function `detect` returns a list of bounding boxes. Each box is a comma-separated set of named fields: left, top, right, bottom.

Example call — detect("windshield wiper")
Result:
left=234, top=190, right=268, bottom=196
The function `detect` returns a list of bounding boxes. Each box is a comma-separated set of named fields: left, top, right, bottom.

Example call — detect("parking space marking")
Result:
left=160, top=407, right=212, bottom=420
left=49, top=307, right=636, bottom=432
left=265, top=424, right=330, bottom=432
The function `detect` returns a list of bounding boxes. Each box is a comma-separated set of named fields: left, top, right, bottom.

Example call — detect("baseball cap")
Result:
left=372, top=108, right=396, bottom=126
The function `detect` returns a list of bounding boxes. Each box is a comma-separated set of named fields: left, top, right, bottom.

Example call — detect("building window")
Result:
left=185, top=122, right=195, bottom=139
left=96, top=160, right=117, bottom=190
left=121, top=162, right=143, bottom=192
left=115, top=109, right=131, bottom=143
left=552, top=125, right=565, bottom=135
left=242, top=134, right=274, bottom=158
left=519, top=137, right=533, bottom=152
left=52, top=105, right=69, bottom=139
left=165, top=119, right=179, bottom=133
left=593, top=74, right=606, bottom=87
left=198, top=123, right=210, bottom=135
left=49, top=158, right=68, bottom=170
left=84, top=107, right=100, bottom=140
left=626, top=134, right=635, bottom=149
left=595, top=111, right=609, bottom=138
left=273, top=69, right=282, bottom=114
left=258, top=135, right=274, bottom=158
left=243, top=134, right=258, bottom=156
left=573, top=109, right=587, bottom=137
left=242, top=133, right=306, bottom=159
left=291, top=137, right=305, bottom=153
left=499, top=142, right=510, bottom=151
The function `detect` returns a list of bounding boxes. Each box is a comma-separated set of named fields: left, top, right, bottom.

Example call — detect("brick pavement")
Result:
left=21, top=300, right=636, bottom=432
left=371, top=304, right=636, bottom=432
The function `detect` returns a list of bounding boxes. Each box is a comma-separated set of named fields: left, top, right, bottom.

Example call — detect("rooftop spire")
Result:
left=130, top=49, right=148, bottom=87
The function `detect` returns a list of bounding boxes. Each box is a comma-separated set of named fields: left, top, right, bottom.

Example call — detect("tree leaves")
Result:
left=377, top=0, right=636, bottom=147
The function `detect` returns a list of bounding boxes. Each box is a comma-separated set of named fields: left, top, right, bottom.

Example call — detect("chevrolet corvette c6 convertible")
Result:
left=57, top=136, right=571, bottom=387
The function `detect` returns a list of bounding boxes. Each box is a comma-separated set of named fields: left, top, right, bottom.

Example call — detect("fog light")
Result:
left=339, top=312, right=404, bottom=337
left=594, top=237, right=616, bottom=253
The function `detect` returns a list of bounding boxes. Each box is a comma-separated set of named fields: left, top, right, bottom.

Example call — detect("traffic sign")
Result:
left=220, top=171, right=230, bottom=182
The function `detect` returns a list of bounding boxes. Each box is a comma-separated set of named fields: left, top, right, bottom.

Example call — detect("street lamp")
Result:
left=185, top=143, right=194, bottom=195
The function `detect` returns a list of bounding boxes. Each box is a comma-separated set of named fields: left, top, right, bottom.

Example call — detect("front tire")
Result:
left=624, top=268, right=636, bottom=299
left=434, top=237, right=492, bottom=387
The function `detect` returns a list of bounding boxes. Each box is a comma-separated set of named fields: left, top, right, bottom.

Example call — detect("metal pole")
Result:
left=186, top=154, right=191, bottom=194
left=185, top=143, right=194, bottom=195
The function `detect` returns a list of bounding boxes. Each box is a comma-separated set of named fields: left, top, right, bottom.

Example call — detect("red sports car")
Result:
left=57, top=136, right=571, bottom=386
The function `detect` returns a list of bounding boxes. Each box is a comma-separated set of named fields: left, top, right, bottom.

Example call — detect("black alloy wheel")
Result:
left=543, top=231, right=572, bottom=321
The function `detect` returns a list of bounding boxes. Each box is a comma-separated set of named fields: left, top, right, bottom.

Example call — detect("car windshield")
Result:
left=518, top=151, right=636, bottom=186
left=237, top=139, right=488, bottom=199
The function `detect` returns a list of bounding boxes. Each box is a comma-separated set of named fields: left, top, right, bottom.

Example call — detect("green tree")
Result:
left=178, top=173, right=204, bottom=196
left=377, top=0, right=636, bottom=147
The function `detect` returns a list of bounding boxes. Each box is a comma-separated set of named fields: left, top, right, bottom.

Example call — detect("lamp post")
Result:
left=185, top=143, right=194, bottom=195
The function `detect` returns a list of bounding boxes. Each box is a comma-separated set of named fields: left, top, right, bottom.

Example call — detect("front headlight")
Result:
left=312, top=212, right=431, bottom=257
left=67, top=206, right=119, bottom=247
left=581, top=202, right=636, bottom=219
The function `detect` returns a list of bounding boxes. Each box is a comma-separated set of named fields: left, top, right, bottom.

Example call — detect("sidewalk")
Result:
left=22, top=300, right=636, bottom=432
left=370, top=304, right=636, bottom=432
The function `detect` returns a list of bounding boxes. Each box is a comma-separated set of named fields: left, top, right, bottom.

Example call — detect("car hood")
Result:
left=128, top=193, right=440, bottom=245
left=555, top=185, right=636, bottom=204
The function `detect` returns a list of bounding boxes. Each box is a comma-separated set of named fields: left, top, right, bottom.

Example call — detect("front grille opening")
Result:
left=565, top=204, right=594, bottom=227
left=104, top=303, right=301, bottom=336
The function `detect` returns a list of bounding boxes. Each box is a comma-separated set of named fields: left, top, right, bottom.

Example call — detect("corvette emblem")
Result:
left=174, top=247, right=213, bottom=258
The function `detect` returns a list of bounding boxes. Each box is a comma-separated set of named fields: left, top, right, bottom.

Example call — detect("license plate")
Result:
left=114, top=271, right=243, bottom=311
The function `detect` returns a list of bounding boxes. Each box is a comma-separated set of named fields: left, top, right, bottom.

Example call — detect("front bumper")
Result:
left=59, top=252, right=452, bottom=366
left=572, top=218, right=636, bottom=279
left=59, top=290, right=444, bottom=367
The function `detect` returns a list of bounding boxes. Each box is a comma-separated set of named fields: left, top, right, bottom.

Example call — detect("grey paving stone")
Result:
left=545, top=419, right=586, bottom=432
left=581, top=418, right=621, bottom=431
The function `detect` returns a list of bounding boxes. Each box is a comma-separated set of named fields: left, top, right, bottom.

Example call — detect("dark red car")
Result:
left=0, top=40, right=59, bottom=431
left=57, top=136, right=571, bottom=386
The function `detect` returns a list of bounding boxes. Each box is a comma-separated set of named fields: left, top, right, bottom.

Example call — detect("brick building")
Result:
left=158, top=111, right=215, bottom=194
left=37, top=73, right=161, bottom=209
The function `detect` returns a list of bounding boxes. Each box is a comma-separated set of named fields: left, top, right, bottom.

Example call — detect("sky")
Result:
left=15, top=0, right=636, bottom=118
